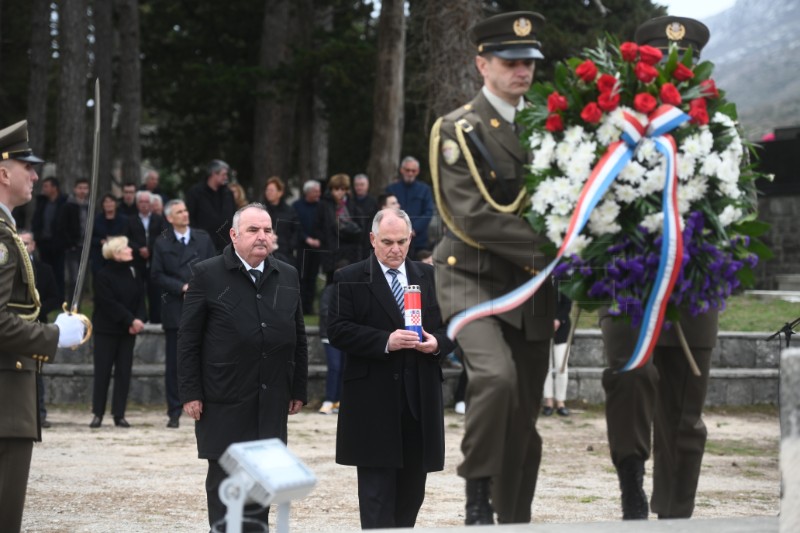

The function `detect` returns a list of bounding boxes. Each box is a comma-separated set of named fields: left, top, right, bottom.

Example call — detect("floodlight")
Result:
left=216, top=439, right=317, bottom=533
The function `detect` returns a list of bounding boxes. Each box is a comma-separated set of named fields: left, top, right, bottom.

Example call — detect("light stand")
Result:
left=215, top=439, right=317, bottom=533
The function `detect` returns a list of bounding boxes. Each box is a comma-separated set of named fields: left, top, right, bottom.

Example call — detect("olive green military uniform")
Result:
left=600, top=15, right=716, bottom=520
left=601, top=309, right=718, bottom=518
left=0, top=206, right=59, bottom=531
left=431, top=89, right=555, bottom=523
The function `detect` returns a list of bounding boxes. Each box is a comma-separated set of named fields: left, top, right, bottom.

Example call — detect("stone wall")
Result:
left=757, top=194, right=800, bottom=289
left=42, top=325, right=785, bottom=408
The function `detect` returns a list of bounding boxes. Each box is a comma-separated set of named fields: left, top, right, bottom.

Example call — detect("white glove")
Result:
left=55, top=313, right=86, bottom=348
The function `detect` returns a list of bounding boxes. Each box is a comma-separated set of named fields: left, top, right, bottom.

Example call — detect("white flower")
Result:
left=718, top=204, right=743, bottom=226
left=564, top=234, right=592, bottom=255
left=528, top=132, right=543, bottom=149
left=712, top=112, right=736, bottom=128
left=563, top=126, right=585, bottom=146
left=716, top=156, right=740, bottom=184
left=719, top=181, right=742, bottom=199
left=681, top=134, right=703, bottom=158
left=618, top=161, right=646, bottom=183
left=640, top=212, right=663, bottom=234
left=698, top=128, right=714, bottom=155
left=636, top=138, right=659, bottom=164
left=588, top=200, right=621, bottom=236
left=555, top=141, right=574, bottom=169
left=552, top=197, right=573, bottom=216
left=545, top=215, right=570, bottom=245
left=596, top=120, right=620, bottom=145
left=699, top=153, right=722, bottom=177
left=614, top=183, right=640, bottom=204
left=677, top=154, right=697, bottom=181
left=532, top=134, right=557, bottom=170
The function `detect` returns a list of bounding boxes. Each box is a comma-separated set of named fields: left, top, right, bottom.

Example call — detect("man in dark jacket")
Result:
left=31, top=176, right=67, bottom=297
left=126, top=190, right=167, bottom=323
left=328, top=208, right=455, bottom=529
left=185, top=159, right=235, bottom=252
left=151, top=199, right=215, bottom=429
left=59, top=178, right=90, bottom=305
left=178, top=202, right=308, bottom=531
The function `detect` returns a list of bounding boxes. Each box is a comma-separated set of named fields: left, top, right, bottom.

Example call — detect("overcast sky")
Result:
left=654, top=0, right=737, bottom=20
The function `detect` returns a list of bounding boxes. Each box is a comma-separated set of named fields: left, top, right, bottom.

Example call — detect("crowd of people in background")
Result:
left=16, top=152, right=572, bottom=432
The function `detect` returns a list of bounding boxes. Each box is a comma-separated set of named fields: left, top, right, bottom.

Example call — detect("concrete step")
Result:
left=41, top=363, right=778, bottom=408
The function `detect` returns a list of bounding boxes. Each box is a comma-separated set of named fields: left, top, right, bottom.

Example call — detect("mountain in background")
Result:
left=701, top=0, right=800, bottom=140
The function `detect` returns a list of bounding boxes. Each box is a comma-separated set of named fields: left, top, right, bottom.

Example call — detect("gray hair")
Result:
left=353, top=173, right=369, bottom=184
left=164, top=199, right=184, bottom=217
left=207, top=159, right=230, bottom=176
left=400, top=156, right=419, bottom=168
left=302, top=179, right=321, bottom=194
left=150, top=194, right=163, bottom=207
left=135, top=190, right=152, bottom=202
left=371, top=208, right=412, bottom=235
left=231, top=202, right=269, bottom=236
left=102, top=235, right=129, bottom=260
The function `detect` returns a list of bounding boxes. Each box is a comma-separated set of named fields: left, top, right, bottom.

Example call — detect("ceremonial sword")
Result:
left=63, top=78, right=100, bottom=344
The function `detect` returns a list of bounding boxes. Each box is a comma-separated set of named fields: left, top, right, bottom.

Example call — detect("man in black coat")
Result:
left=178, top=203, right=308, bottom=532
left=126, top=190, right=167, bottom=323
left=185, top=159, right=236, bottom=252
left=19, top=230, right=61, bottom=428
left=151, top=199, right=215, bottom=429
left=31, top=176, right=67, bottom=298
left=328, top=208, right=455, bottom=529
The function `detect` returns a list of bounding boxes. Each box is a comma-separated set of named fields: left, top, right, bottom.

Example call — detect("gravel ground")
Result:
left=21, top=405, right=780, bottom=532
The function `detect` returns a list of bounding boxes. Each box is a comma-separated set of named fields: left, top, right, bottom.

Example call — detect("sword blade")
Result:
left=69, top=78, right=101, bottom=314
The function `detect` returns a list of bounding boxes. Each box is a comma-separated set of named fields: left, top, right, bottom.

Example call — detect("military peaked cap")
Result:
left=635, top=16, right=710, bottom=58
left=0, top=120, right=44, bottom=164
left=471, top=11, right=546, bottom=60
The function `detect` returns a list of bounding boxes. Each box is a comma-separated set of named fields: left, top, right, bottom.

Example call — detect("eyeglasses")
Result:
left=401, top=167, right=418, bottom=173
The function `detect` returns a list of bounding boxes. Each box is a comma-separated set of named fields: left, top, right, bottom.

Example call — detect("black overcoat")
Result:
left=150, top=229, right=216, bottom=330
left=177, top=245, right=308, bottom=460
left=328, top=255, right=455, bottom=472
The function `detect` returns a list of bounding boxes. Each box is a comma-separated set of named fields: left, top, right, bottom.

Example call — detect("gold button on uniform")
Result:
left=447, top=256, right=457, bottom=266
left=15, top=361, right=22, bottom=370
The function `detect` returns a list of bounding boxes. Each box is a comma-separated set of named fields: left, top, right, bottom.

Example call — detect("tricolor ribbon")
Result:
left=447, top=104, right=690, bottom=372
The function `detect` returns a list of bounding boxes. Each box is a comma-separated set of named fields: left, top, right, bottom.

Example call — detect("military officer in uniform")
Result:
left=429, top=11, right=555, bottom=525
left=600, top=17, right=714, bottom=521
left=0, top=120, right=87, bottom=532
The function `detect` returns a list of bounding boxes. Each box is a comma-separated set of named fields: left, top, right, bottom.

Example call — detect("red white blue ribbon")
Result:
left=447, top=105, right=689, bottom=372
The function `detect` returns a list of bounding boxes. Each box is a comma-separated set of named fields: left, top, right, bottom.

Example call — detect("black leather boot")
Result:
left=617, top=457, right=649, bottom=520
left=465, top=477, right=494, bottom=525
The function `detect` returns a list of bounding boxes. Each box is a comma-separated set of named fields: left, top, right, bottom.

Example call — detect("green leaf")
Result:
left=732, top=219, right=770, bottom=237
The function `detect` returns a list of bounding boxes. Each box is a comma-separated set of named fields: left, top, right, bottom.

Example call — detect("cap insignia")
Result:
left=442, top=139, right=461, bottom=166
left=666, top=22, right=686, bottom=41
left=513, top=17, right=532, bottom=37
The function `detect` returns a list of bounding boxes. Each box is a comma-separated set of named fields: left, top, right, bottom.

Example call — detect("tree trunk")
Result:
left=56, top=0, right=89, bottom=187
left=93, top=0, right=114, bottom=195
left=296, top=2, right=330, bottom=187
left=253, top=0, right=297, bottom=187
left=420, top=0, right=481, bottom=124
left=116, top=0, right=142, bottom=189
left=366, top=0, right=406, bottom=192
left=27, top=0, right=51, bottom=159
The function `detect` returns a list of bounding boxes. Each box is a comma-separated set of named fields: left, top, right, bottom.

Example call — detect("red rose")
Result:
left=547, top=91, right=569, bottom=112
left=672, top=63, right=695, bottom=82
left=638, top=45, right=663, bottom=65
left=545, top=113, right=564, bottom=132
left=596, top=74, right=617, bottom=94
left=620, top=42, right=638, bottom=62
left=575, top=59, right=598, bottom=82
left=700, top=79, right=720, bottom=98
left=688, top=97, right=709, bottom=125
left=597, top=91, right=620, bottom=112
left=659, top=83, right=682, bottom=106
left=580, top=102, right=603, bottom=124
left=635, top=61, right=658, bottom=84
left=634, top=92, right=657, bottom=114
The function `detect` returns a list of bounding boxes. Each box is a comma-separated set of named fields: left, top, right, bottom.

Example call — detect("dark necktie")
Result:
left=180, top=236, right=186, bottom=245
left=249, top=269, right=261, bottom=284
left=387, top=268, right=404, bottom=312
